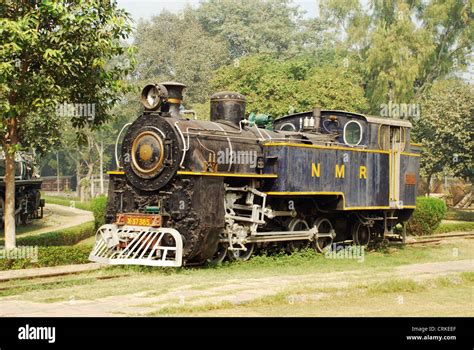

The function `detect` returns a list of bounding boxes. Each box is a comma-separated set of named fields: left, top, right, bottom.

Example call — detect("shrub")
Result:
left=406, top=197, right=447, bottom=236
left=0, top=245, right=92, bottom=270
left=91, top=196, right=108, bottom=229
left=0, top=222, right=94, bottom=247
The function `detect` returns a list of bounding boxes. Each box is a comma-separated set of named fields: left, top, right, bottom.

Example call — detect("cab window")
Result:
left=343, top=121, right=363, bottom=146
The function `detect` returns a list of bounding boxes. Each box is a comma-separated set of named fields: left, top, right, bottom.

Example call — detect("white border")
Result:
left=279, top=122, right=296, bottom=131
left=343, top=120, right=363, bottom=146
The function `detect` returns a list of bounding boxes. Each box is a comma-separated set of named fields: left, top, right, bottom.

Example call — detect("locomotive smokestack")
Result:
left=210, top=91, right=246, bottom=126
left=161, top=81, right=186, bottom=118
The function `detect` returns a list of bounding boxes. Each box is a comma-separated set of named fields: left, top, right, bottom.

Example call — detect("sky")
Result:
left=116, top=0, right=320, bottom=22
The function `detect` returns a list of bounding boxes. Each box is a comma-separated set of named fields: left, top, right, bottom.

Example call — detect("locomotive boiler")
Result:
left=89, top=81, right=420, bottom=267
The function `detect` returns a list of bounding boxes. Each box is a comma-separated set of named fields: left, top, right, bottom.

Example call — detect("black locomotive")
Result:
left=89, top=82, right=420, bottom=267
left=0, top=151, right=44, bottom=225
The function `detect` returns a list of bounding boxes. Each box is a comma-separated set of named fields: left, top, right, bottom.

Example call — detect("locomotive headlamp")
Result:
left=140, top=84, right=168, bottom=110
left=131, top=131, right=165, bottom=178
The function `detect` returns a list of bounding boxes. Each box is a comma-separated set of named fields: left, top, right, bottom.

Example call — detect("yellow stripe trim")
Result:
left=400, top=152, right=421, bottom=157
left=167, top=98, right=181, bottom=104
left=264, top=142, right=390, bottom=154
left=107, top=171, right=125, bottom=175
left=393, top=150, right=398, bottom=200
left=265, top=191, right=402, bottom=210
left=410, top=142, right=422, bottom=147
left=345, top=206, right=392, bottom=210
left=177, top=171, right=278, bottom=178
left=266, top=191, right=345, bottom=196
left=389, top=151, right=392, bottom=200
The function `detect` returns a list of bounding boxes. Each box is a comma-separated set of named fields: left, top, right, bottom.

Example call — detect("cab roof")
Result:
left=275, top=110, right=412, bottom=128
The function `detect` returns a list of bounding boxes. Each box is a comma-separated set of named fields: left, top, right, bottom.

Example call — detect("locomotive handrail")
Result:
left=174, top=119, right=249, bottom=168
left=115, top=123, right=132, bottom=169
left=211, top=122, right=233, bottom=171
left=175, top=131, right=365, bottom=149
left=174, top=127, right=375, bottom=154
left=262, top=140, right=370, bottom=149
left=173, top=120, right=188, bottom=168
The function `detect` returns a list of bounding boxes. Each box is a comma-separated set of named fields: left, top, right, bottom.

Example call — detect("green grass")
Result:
left=145, top=273, right=474, bottom=316
left=362, top=278, right=426, bottom=295
left=1, top=239, right=472, bottom=303
left=42, top=195, right=92, bottom=211
left=434, top=221, right=474, bottom=234
left=460, top=271, right=474, bottom=282
left=444, top=209, right=474, bottom=222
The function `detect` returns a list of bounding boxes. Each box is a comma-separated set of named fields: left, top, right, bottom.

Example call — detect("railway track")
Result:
left=405, top=234, right=474, bottom=245
left=390, top=232, right=474, bottom=246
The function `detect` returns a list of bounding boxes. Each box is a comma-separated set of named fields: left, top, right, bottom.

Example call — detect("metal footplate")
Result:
left=89, top=224, right=183, bottom=267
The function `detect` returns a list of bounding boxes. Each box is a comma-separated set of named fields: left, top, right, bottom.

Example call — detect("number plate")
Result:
left=116, top=213, right=162, bottom=227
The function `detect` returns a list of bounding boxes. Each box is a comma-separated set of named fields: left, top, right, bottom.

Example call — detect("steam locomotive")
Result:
left=0, top=151, right=44, bottom=225
left=89, top=82, right=420, bottom=267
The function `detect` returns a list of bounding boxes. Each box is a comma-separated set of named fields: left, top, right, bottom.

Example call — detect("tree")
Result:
left=413, top=79, right=474, bottom=193
left=364, top=1, right=431, bottom=111
left=318, top=0, right=473, bottom=113
left=417, top=0, right=474, bottom=95
left=319, top=0, right=370, bottom=49
left=211, top=55, right=368, bottom=117
left=0, top=0, right=134, bottom=249
left=196, top=0, right=304, bottom=59
left=134, top=9, right=228, bottom=103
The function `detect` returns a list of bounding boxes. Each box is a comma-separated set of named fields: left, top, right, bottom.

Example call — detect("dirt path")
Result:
left=16, top=203, right=93, bottom=237
left=0, top=258, right=471, bottom=317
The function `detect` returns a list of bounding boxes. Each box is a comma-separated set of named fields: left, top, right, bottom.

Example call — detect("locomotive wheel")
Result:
left=227, top=243, right=254, bottom=261
left=312, top=218, right=334, bottom=253
left=20, top=212, right=32, bottom=225
left=286, top=219, right=310, bottom=253
left=352, top=222, right=371, bottom=246
left=207, top=244, right=228, bottom=265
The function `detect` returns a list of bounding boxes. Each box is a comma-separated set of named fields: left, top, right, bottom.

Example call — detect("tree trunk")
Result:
left=80, top=162, right=94, bottom=202
left=454, top=191, right=472, bottom=209
left=426, top=174, right=432, bottom=196
left=76, top=158, right=81, bottom=197
left=56, top=151, right=60, bottom=193
left=4, top=148, right=16, bottom=250
left=91, top=174, right=95, bottom=198
left=79, top=181, right=85, bottom=202
left=99, top=140, right=104, bottom=195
